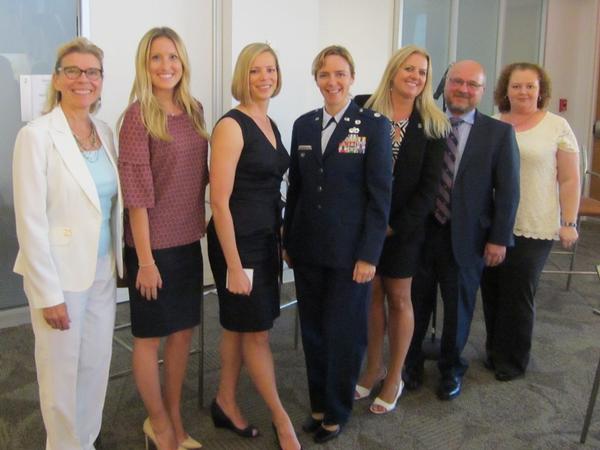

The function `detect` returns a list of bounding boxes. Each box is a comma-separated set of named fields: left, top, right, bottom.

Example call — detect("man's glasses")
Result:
left=57, top=66, right=103, bottom=81
left=447, top=77, right=483, bottom=90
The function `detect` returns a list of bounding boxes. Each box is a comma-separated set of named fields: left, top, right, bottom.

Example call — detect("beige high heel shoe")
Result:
left=143, top=418, right=187, bottom=450
left=180, top=435, right=202, bottom=449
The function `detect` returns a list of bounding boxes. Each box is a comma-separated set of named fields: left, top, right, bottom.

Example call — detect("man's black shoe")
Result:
left=436, top=375, right=462, bottom=400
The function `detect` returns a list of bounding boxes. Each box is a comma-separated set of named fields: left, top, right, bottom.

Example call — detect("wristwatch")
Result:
left=561, top=220, right=577, bottom=227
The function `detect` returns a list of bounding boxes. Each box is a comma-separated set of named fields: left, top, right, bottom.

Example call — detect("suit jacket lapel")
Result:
left=50, top=106, right=101, bottom=212
left=455, top=109, right=485, bottom=182
left=394, top=108, right=423, bottom=175
left=310, top=109, right=324, bottom=164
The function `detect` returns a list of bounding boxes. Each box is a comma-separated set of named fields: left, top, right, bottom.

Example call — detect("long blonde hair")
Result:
left=121, top=27, right=208, bottom=141
left=44, top=37, right=104, bottom=114
left=366, top=45, right=448, bottom=139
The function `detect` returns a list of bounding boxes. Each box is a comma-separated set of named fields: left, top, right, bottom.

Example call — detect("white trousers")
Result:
left=27, top=254, right=116, bottom=450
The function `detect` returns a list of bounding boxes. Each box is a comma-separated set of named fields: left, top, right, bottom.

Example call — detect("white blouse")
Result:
left=496, top=111, right=579, bottom=240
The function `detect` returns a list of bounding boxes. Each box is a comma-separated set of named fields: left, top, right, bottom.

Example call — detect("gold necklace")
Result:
left=73, top=124, right=98, bottom=149
left=65, top=112, right=97, bottom=149
left=73, top=126, right=100, bottom=162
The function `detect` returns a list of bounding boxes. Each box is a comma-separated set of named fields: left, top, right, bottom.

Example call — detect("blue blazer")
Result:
left=283, top=100, right=392, bottom=269
left=450, top=110, right=520, bottom=267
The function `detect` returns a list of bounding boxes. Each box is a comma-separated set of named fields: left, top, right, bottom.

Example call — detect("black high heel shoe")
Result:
left=210, top=399, right=259, bottom=438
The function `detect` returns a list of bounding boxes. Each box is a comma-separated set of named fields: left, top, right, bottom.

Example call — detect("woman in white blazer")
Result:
left=12, top=38, right=122, bottom=450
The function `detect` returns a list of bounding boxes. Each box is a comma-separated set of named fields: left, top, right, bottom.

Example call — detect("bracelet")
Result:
left=561, top=221, right=577, bottom=228
left=139, top=260, right=155, bottom=268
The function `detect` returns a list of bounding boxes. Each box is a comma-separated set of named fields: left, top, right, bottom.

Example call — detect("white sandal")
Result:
left=354, top=368, right=387, bottom=400
left=354, top=384, right=371, bottom=400
left=369, top=380, right=404, bottom=414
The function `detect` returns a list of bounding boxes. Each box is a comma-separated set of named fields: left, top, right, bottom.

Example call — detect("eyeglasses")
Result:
left=58, top=66, right=103, bottom=81
left=447, top=77, right=483, bottom=90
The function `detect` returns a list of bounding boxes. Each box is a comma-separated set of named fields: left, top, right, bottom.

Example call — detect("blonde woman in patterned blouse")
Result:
left=481, top=62, right=580, bottom=382
left=118, top=27, right=209, bottom=450
left=354, top=45, right=449, bottom=414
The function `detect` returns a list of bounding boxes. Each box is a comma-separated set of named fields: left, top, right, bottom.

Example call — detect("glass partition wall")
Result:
left=0, top=0, right=78, bottom=309
left=401, top=0, right=545, bottom=115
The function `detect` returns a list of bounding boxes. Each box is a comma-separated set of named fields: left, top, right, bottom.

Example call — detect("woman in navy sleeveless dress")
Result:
left=207, top=43, right=301, bottom=450
left=208, top=108, right=288, bottom=331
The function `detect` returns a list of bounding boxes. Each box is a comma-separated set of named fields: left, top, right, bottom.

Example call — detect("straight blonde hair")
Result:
left=44, top=37, right=104, bottom=114
left=231, top=42, right=282, bottom=105
left=366, top=45, right=449, bottom=139
left=121, top=27, right=209, bottom=141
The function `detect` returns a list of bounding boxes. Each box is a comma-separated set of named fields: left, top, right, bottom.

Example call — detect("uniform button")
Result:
left=317, top=204, right=322, bottom=209
left=319, top=168, right=324, bottom=174
left=317, top=186, right=323, bottom=192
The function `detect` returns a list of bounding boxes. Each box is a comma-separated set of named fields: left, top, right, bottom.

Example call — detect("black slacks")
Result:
left=293, top=263, right=371, bottom=426
left=481, top=235, right=553, bottom=376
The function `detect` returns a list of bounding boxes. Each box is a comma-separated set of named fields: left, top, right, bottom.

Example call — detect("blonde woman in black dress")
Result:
left=207, top=43, right=301, bottom=450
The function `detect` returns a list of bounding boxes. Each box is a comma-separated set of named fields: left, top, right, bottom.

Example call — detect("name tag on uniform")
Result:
left=338, top=134, right=366, bottom=154
left=298, top=144, right=312, bottom=157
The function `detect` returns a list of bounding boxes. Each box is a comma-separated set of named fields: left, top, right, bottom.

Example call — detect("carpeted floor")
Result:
left=1, top=222, right=599, bottom=450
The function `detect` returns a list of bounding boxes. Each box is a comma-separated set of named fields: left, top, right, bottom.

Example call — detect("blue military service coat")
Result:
left=283, top=100, right=393, bottom=269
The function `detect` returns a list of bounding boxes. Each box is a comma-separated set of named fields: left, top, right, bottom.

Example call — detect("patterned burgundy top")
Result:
left=118, top=101, right=209, bottom=249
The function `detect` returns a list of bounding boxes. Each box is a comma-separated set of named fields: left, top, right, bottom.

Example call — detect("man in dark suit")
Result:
left=403, top=60, right=520, bottom=400
left=283, top=46, right=392, bottom=443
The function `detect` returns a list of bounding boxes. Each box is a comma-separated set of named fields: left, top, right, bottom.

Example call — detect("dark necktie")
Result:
left=322, top=116, right=336, bottom=131
left=321, top=116, right=337, bottom=152
left=434, top=117, right=462, bottom=225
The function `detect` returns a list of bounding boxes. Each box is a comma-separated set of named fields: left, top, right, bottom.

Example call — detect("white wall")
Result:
left=317, top=0, right=394, bottom=97
left=227, top=0, right=394, bottom=148
left=229, top=0, right=321, bottom=148
left=544, top=0, right=600, bottom=158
